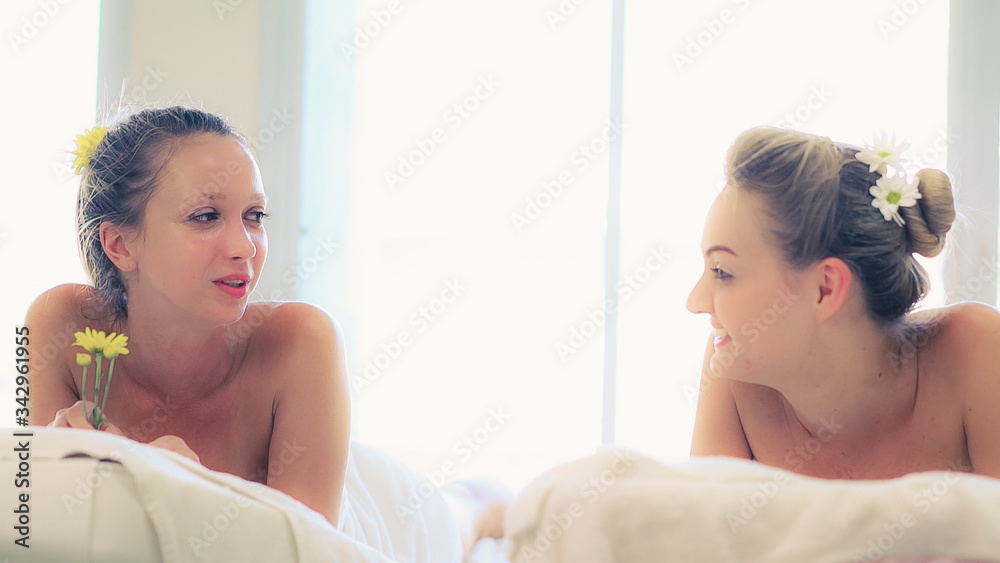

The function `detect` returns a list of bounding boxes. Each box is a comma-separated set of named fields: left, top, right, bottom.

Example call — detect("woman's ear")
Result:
left=100, top=221, right=137, bottom=272
left=813, top=257, right=852, bottom=320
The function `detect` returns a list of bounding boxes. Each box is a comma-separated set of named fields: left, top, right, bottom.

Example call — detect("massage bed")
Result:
left=3, top=428, right=999, bottom=562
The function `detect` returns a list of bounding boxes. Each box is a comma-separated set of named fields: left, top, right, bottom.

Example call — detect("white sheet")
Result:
left=0, top=427, right=464, bottom=562
left=505, top=448, right=1000, bottom=563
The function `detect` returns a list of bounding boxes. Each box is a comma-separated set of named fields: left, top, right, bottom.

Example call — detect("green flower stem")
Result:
left=80, top=364, right=89, bottom=418
left=98, top=357, right=116, bottom=427
left=92, top=354, right=104, bottom=429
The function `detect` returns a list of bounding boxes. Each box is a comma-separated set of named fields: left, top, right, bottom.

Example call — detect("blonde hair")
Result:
left=725, top=127, right=955, bottom=324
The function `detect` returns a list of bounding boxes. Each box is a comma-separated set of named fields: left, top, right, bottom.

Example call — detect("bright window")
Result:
left=326, top=0, right=950, bottom=488
left=1, top=0, right=100, bottom=424
left=330, top=0, right=612, bottom=490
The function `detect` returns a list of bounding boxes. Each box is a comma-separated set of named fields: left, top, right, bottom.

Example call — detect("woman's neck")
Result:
left=775, top=318, right=918, bottom=446
left=116, top=310, right=242, bottom=403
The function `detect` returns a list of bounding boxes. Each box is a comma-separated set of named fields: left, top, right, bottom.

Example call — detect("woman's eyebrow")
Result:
left=705, top=245, right=738, bottom=257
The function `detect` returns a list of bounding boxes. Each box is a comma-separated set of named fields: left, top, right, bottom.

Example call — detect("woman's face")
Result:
left=686, top=186, right=810, bottom=382
left=126, top=134, right=268, bottom=325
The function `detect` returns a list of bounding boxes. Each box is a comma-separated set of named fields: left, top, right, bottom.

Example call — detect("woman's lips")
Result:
left=213, top=277, right=248, bottom=298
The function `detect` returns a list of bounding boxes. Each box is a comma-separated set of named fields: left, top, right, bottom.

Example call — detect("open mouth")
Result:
left=214, top=275, right=250, bottom=298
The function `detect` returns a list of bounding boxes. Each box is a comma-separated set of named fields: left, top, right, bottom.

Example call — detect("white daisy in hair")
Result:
left=870, top=175, right=921, bottom=227
left=856, top=131, right=910, bottom=176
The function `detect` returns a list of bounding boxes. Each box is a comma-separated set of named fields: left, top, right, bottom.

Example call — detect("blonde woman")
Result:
left=688, top=127, right=1000, bottom=479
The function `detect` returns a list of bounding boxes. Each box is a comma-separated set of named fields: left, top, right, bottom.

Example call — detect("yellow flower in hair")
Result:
left=72, top=125, right=108, bottom=174
left=76, top=353, right=92, bottom=367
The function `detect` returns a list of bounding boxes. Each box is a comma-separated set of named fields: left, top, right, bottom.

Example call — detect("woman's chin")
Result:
left=708, top=351, right=756, bottom=383
left=208, top=302, right=250, bottom=326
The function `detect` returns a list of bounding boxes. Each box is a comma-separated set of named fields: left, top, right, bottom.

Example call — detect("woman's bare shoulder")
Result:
left=912, top=302, right=1000, bottom=387
left=242, top=300, right=340, bottom=337
left=924, top=302, right=1000, bottom=477
left=237, top=301, right=345, bottom=365
left=25, top=284, right=107, bottom=334
left=915, top=301, right=1000, bottom=349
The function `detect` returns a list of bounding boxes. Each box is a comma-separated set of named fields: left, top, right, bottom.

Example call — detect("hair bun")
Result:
left=901, top=168, right=955, bottom=258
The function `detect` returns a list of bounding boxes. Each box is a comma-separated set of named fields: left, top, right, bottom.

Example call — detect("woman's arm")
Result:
left=954, top=303, right=1000, bottom=478
left=26, top=284, right=202, bottom=464
left=264, top=303, right=352, bottom=526
left=24, top=285, right=88, bottom=426
left=690, top=335, right=753, bottom=458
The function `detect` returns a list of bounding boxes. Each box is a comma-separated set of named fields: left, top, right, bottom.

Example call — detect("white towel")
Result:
left=339, top=441, right=463, bottom=561
left=505, top=448, right=1000, bottom=563
left=0, top=428, right=462, bottom=562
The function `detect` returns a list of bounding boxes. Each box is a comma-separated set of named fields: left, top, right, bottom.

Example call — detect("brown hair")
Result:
left=76, top=106, right=249, bottom=320
left=725, top=127, right=955, bottom=324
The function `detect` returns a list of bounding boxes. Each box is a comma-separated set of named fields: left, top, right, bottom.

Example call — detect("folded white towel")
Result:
left=0, top=428, right=463, bottom=562
left=505, top=448, right=1000, bottom=563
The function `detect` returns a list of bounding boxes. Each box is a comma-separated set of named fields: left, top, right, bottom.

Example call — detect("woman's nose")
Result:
left=686, top=274, right=711, bottom=315
left=226, top=221, right=257, bottom=260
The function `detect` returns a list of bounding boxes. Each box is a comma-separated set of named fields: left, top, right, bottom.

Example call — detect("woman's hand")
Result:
left=49, top=401, right=199, bottom=464
left=148, top=435, right=201, bottom=464
left=48, top=400, right=125, bottom=435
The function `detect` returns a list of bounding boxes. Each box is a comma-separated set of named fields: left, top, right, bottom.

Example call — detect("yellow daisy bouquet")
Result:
left=73, top=327, right=129, bottom=429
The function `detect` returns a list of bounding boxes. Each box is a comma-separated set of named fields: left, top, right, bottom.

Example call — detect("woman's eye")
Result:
left=247, top=210, right=270, bottom=224
left=711, top=267, right=732, bottom=280
left=191, top=211, right=219, bottom=223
